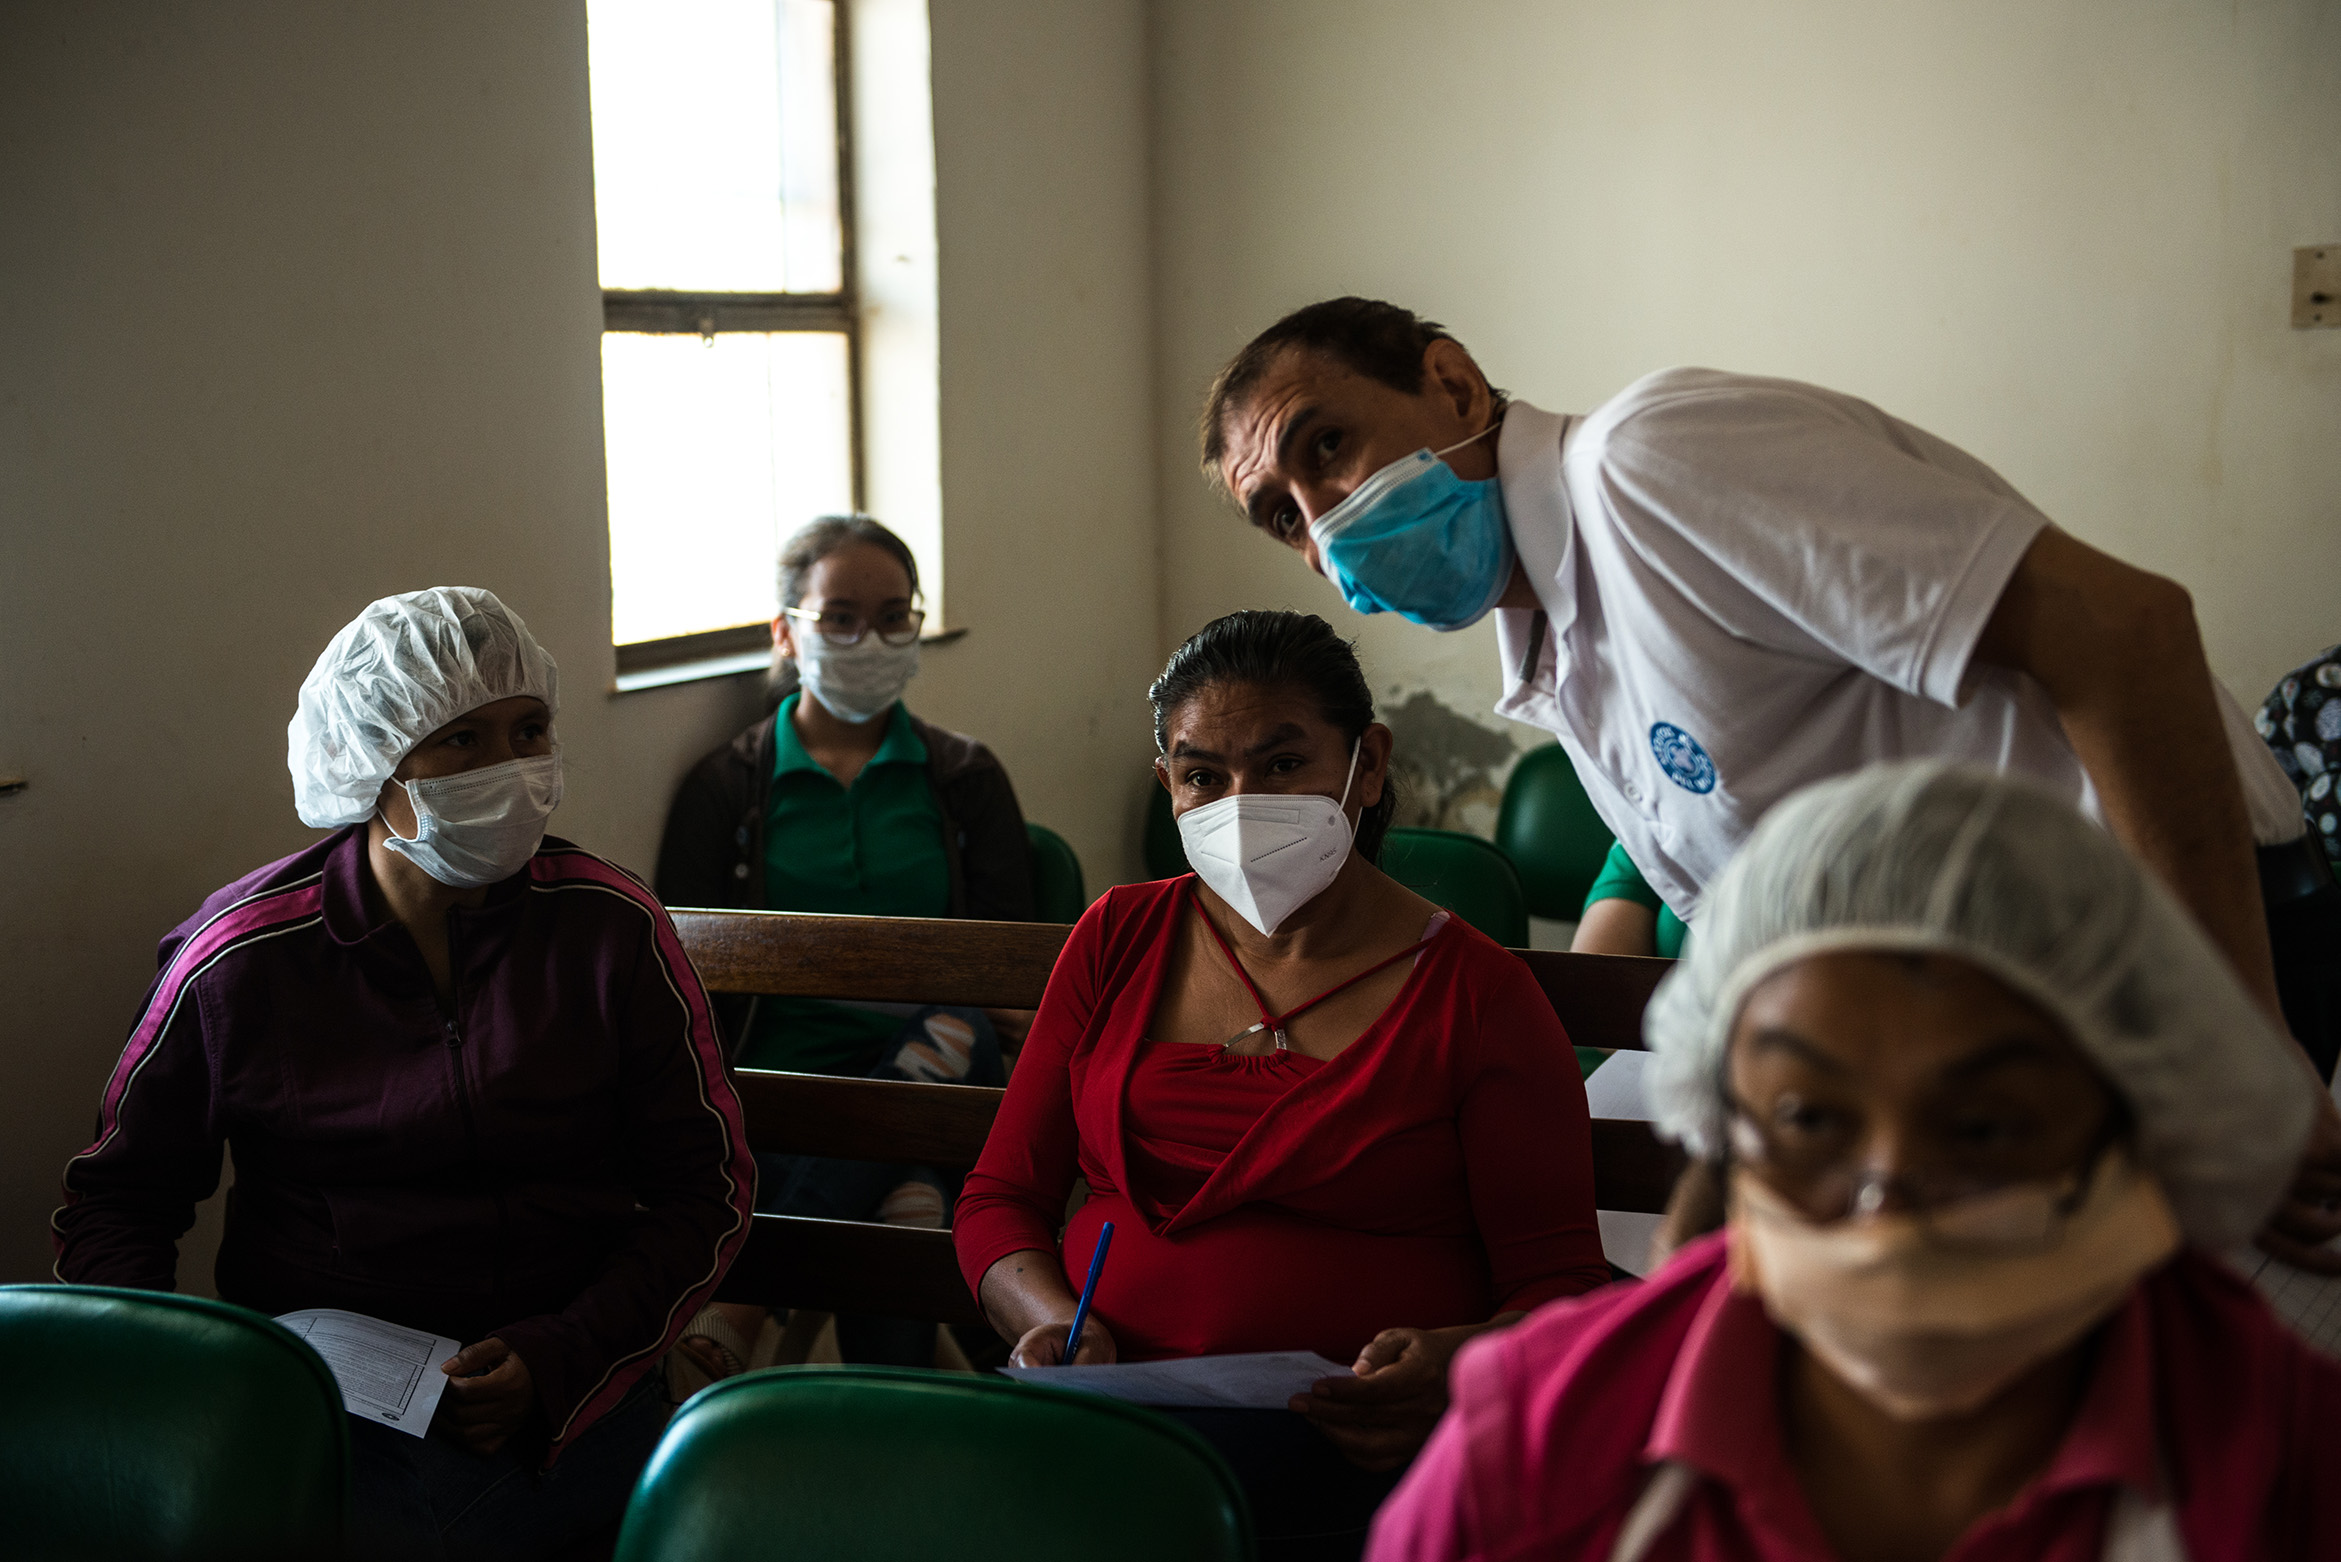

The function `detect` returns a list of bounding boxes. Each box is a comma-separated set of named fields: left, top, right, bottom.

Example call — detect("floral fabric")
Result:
left=2256, top=645, right=2341, bottom=866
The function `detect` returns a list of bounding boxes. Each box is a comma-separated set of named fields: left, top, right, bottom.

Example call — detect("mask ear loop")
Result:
left=1335, top=738, right=1363, bottom=816
left=384, top=776, right=428, bottom=845
left=1431, top=420, right=1502, bottom=460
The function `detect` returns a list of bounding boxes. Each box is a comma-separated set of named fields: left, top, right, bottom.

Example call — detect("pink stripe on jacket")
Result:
left=54, top=830, right=756, bottom=1462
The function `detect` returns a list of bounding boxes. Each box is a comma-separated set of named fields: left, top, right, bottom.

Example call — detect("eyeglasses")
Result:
left=781, top=605, right=926, bottom=647
left=1726, top=1095, right=2122, bottom=1247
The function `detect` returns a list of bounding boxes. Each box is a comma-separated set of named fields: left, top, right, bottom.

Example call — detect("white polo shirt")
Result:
left=1491, top=368, right=2301, bottom=922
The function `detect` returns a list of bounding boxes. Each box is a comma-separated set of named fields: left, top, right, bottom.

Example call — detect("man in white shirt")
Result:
left=1203, top=295, right=2341, bottom=1268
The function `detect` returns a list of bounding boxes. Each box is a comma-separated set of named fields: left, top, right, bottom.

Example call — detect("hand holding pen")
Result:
left=1004, top=1221, right=1118, bottom=1367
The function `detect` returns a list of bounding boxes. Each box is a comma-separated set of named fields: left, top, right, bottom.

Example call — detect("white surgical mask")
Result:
left=383, top=752, right=563, bottom=889
left=1727, top=1151, right=2180, bottom=1421
left=1177, top=741, right=1361, bottom=935
left=796, top=633, right=920, bottom=725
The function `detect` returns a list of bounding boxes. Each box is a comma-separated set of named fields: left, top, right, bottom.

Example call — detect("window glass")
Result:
left=601, top=331, right=854, bottom=646
left=587, top=0, right=842, bottom=294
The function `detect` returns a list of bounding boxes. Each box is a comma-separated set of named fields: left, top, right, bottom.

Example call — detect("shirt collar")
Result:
left=320, top=825, right=385, bottom=946
left=1645, top=1270, right=1816, bottom=1536
left=772, top=693, right=926, bottom=781
left=1492, top=399, right=1578, bottom=710
left=2016, top=1283, right=2163, bottom=1503
left=317, top=822, right=532, bottom=961
left=1646, top=1262, right=2164, bottom=1535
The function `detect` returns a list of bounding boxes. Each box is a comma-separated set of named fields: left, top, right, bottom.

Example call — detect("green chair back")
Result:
left=1377, top=827, right=1531, bottom=947
left=1495, top=744, right=1616, bottom=920
left=615, top=1366, right=1254, bottom=1562
left=0, top=1285, right=348, bottom=1562
left=1026, top=822, right=1087, bottom=922
left=1143, top=782, right=1191, bottom=880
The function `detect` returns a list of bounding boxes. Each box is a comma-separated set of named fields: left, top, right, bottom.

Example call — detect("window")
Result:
left=588, top=0, right=858, bottom=682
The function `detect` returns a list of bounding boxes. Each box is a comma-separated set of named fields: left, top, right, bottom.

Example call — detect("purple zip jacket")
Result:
left=52, top=828, right=756, bottom=1461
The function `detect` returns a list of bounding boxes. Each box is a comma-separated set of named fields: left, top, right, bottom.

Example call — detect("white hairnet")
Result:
left=1644, top=760, right=2311, bottom=1249
left=288, top=587, right=560, bottom=828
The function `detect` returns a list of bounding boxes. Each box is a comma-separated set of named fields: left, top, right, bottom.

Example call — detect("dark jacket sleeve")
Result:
left=655, top=724, right=769, bottom=1055
left=52, top=931, right=226, bottom=1288
left=493, top=900, right=757, bottom=1462
left=655, top=746, right=753, bottom=911
left=945, top=746, right=1037, bottom=923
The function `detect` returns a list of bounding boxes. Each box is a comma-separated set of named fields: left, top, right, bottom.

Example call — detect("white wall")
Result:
left=0, top=0, right=1157, bottom=1287
left=1151, top=0, right=2341, bottom=821
left=922, top=0, right=1161, bottom=888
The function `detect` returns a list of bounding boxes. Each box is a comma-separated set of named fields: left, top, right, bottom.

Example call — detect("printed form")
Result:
left=277, top=1308, right=461, bottom=1438
left=2221, top=1070, right=2341, bottom=1361
left=2228, top=1246, right=2341, bottom=1360
left=1002, top=1350, right=1352, bottom=1409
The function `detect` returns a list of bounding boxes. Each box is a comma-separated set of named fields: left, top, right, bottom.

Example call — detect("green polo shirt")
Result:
left=741, top=695, right=952, bottom=1073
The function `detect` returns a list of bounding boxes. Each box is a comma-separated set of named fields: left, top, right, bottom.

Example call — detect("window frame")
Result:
left=601, top=0, right=864, bottom=682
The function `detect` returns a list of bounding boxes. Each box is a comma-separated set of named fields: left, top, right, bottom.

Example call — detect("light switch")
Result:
left=2296, top=246, right=2341, bottom=329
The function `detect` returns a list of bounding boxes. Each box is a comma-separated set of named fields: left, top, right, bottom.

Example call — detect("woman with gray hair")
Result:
left=1370, top=762, right=2341, bottom=1561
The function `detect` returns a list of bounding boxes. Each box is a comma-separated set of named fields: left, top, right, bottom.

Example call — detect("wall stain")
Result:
left=1380, top=690, right=1527, bottom=836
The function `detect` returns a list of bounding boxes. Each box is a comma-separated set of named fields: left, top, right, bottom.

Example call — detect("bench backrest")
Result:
left=676, top=909, right=1683, bottom=1327
left=678, top=911, right=1673, bottom=1041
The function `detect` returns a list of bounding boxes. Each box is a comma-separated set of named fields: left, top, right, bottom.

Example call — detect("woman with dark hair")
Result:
left=657, top=515, right=1035, bottom=1375
left=955, top=609, right=1608, bottom=1561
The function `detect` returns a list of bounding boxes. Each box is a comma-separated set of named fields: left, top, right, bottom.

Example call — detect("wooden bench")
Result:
left=677, top=910, right=1683, bottom=1330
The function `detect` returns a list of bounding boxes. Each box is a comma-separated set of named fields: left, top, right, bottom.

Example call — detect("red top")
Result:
left=954, top=877, right=1608, bottom=1364
left=1369, top=1236, right=2341, bottom=1562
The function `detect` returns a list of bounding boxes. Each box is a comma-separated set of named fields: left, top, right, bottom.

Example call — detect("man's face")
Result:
left=1217, top=345, right=1497, bottom=576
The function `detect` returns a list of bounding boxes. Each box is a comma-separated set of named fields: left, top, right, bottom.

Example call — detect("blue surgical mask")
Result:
left=1307, top=422, right=1513, bottom=631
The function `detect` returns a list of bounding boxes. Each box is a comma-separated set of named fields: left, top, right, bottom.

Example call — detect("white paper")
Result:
left=1585, top=1051, right=1665, bottom=1274
left=276, top=1308, right=461, bottom=1437
left=1001, top=1350, right=1353, bottom=1409
left=1599, top=1209, right=1664, bottom=1277
left=2228, top=1242, right=2341, bottom=1359
left=1582, top=1048, right=1654, bottom=1122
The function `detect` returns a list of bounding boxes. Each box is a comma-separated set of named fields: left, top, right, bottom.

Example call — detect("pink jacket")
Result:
left=1371, top=1236, right=2341, bottom=1561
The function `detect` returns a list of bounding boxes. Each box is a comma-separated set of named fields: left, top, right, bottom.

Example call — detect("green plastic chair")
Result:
left=1377, top=826, right=1531, bottom=947
left=1143, top=782, right=1191, bottom=880
left=614, top=1366, right=1255, bottom=1562
left=1026, top=822, right=1087, bottom=922
left=0, top=1284, right=349, bottom=1562
left=1495, top=744, right=1617, bottom=921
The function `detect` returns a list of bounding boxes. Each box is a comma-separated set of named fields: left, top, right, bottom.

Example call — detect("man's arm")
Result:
left=1975, top=526, right=2341, bottom=1270
left=1973, top=527, right=2279, bottom=1013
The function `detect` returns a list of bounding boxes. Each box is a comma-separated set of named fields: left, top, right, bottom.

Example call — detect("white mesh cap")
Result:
left=287, top=587, right=560, bottom=828
left=1643, top=760, right=2311, bottom=1249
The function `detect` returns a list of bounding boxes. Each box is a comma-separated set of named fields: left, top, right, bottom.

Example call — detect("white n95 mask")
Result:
left=1177, top=742, right=1361, bottom=935
left=797, top=634, right=920, bottom=725
left=383, top=753, right=563, bottom=889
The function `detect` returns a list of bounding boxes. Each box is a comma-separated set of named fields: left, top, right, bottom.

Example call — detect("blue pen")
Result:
left=1062, top=1221, right=1114, bottom=1364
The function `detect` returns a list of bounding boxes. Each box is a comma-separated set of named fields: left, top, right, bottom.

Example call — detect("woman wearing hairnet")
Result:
left=52, top=588, right=756, bottom=1561
left=1369, top=762, right=2341, bottom=1562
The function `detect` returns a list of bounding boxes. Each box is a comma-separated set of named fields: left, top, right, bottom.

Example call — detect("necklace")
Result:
left=1189, top=891, right=1439, bottom=1052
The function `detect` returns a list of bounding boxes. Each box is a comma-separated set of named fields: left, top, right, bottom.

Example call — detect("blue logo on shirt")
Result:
left=1650, top=723, right=1717, bottom=794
